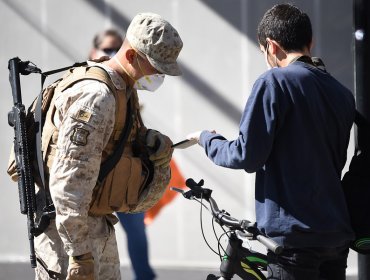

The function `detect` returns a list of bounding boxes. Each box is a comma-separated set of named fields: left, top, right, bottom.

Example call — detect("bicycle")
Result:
left=171, top=178, right=283, bottom=280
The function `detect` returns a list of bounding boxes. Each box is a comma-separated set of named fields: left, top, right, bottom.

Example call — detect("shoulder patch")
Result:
left=70, top=127, right=90, bottom=146
left=76, top=109, right=92, bottom=123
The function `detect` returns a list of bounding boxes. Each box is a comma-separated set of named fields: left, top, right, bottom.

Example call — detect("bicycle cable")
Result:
left=199, top=195, right=220, bottom=256
left=212, top=217, right=227, bottom=261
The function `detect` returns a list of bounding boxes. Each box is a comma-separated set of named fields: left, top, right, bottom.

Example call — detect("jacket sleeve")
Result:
left=199, top=78, right=283, bottom=173
left=49, top=81, right=115, bottom=256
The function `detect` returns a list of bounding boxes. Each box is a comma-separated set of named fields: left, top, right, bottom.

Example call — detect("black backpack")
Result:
left=342, top=111, right=370, bottom=255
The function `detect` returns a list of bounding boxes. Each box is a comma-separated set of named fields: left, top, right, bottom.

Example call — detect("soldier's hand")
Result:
left=67, top=252, right=94, bottom=280
left=146, top=129, right=173, bottom=168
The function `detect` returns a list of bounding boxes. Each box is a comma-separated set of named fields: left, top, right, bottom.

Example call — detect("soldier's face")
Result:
left=134, top=53, right=161, bottom=77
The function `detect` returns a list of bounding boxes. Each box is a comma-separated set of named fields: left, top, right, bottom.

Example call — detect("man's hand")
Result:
left=146, top=129, right=173, bottom=168
left=186, top=130, right=216, bottom=144
left=67, top=252, right=94, bottom=280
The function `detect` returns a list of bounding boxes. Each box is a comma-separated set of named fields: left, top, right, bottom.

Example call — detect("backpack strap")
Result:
left=98, top=93, right=134, bottom=182
left=35, top=65, right=115, bottom=189
left=60, top=66, right=135, bottom=182
left=33, top=62, right=89, bottom=232
left=58, top=65, right=116, bottom=94
left=40, top=64, right=134, bottom=185
left=35, top=62, right=89, bottom=190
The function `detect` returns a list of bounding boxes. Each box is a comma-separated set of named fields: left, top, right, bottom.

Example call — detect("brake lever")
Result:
left=236, top=230, right=253, bottom=240
left=170, top=187, right=185, bottom=194
left=169, top=187, right=197, bottom=200
left=183, top=190, right=194, bottom=199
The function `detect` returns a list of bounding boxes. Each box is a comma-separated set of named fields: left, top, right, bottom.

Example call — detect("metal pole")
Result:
left=353, top=0, right=370, bottom=278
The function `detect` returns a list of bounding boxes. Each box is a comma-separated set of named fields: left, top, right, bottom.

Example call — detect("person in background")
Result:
left=89, top=28, right=156, bottom=280
left=89, top=29, right=123, bottom=61
left=188, top=4, right=355, bottom=280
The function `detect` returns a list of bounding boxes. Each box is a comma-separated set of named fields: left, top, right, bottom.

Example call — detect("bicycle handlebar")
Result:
left=174, top=178, right=283, bottom=255
left=208, top=197, right=243, bottom=228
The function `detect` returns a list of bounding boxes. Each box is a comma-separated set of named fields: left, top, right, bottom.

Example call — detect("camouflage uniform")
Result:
left=34, top=12, right=183, bottom=280
left=35, top=62, right=125, bottom=280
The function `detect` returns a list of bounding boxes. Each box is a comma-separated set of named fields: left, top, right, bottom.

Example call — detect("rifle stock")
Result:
left=8, top=57, right=37, bottom=268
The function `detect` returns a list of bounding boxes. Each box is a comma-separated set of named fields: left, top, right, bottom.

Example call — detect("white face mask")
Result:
left=265, top=49, right=272, bottom=70
left=264, top=42, right=279, bottom=69
left=264, top=42, right=274, bottom=70
left=113, top=55, right=165, bottom=92
left=134, top=74, right=165, bottom=92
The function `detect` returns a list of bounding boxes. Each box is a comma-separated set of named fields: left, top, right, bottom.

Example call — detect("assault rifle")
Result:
left=7, top=57, right=87, bottom=268
left=7, top=57, right=42, bottom=268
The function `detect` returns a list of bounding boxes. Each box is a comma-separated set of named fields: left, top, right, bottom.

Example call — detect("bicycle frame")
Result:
left=172, top=178, right=283, bottom=280
left=214, top=232, right=267, bottom=280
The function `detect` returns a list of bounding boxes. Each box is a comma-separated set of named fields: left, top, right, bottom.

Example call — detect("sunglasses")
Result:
left=100, top=48, right=119, bottom=54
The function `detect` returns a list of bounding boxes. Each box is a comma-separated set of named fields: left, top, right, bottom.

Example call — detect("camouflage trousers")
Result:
left=34, top=215, right=121, bottom=280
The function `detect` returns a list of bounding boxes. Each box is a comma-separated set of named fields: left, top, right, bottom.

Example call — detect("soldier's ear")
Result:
left=125, top=49, right=136, bottom=65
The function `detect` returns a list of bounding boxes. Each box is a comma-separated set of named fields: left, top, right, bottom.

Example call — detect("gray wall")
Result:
left=0, top=0, right=358, bottom=277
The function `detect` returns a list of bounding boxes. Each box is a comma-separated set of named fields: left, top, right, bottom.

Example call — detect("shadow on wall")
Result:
left=3, top=0, right=353, bottom=126
left=201, top=0, right=354, bottom=90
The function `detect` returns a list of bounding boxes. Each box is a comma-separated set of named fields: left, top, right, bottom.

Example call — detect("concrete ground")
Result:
left=0, top=262, right=359, bottom=280
left=0, top=263, right=220, bottom=280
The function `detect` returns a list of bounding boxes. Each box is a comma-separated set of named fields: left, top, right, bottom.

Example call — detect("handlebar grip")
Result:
left=185, top=178, right=197, bottom=188
left=185, top=178, right=204, bottom=189
left=256, top=235, right=283, bottom=255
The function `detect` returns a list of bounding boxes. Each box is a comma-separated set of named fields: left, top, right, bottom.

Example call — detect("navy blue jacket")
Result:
left=200, top=61, right=355, bottom=248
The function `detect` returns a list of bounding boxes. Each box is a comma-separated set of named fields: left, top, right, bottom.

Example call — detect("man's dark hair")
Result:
left=257, top=3, right=312, bottom=52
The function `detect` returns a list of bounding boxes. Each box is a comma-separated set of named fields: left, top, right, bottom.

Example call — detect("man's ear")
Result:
left=125, top=48, right=136, bottom=64
left=267, top=39, right=281, bottom=56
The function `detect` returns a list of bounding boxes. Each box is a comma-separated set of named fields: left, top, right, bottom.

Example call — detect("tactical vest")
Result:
left=41, top=66, right=149, bottom=215
left=7, top=64, right=170, bottom=216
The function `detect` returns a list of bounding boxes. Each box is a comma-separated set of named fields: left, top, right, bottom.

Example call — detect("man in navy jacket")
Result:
left=189, top=4, right=355, bottom=280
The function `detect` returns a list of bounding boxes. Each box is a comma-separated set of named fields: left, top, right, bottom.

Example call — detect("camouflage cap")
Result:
left=126, top=13, right=183, bottom=76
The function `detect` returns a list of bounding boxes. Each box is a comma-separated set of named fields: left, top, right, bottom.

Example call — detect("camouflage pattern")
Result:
left=129, top=164, right=171, bottom=213
left=35, top=215, right=120, bottom=280
left=35, top=62, right=125, bottom=280
left=126, top=13, right=183, bottom=76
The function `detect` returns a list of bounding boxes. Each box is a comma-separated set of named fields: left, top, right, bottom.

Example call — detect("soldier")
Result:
left=88, top=28, right=156, bottom=280
left=34, top=13, right=183, bottom=280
